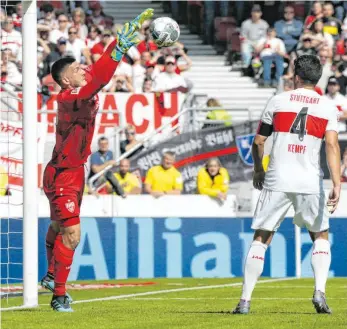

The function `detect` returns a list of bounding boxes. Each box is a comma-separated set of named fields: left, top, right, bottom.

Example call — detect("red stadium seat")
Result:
left=226, top=28, right=241, bottom=65
left=214, top=17, right=237, bottom=54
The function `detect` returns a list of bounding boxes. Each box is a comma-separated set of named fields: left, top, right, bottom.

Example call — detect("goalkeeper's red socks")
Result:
left=53, top=233, right=74, bottom=296
left=45, top=225, right=57, bottom=276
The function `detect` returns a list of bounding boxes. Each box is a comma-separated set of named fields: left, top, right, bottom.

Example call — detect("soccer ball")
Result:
left=150, top=17, right=180, bottom=48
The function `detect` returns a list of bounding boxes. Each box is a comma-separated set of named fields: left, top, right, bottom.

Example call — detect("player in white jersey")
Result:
left=233, top=55, right=341, bottom=315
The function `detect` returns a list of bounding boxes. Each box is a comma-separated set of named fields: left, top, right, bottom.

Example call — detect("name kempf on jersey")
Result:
left=261, top=88, right=339, bottom=194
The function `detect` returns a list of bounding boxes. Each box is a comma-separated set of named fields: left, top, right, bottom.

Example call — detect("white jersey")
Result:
left=259, top=88, right=338, bottom=194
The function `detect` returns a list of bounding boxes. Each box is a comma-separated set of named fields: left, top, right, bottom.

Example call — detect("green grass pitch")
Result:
left=2, top=278, right=347, bottom=329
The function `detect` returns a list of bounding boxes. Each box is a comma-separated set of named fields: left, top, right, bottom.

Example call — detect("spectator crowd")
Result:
left=0, top=1, right=192, bottom=95
left=238, top=2, right=347, bottom=101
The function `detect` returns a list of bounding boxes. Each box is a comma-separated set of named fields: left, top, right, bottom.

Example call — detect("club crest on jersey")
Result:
left=65, top=200, right=75, bottom=213
left=236, top=134, right=255, bottom=166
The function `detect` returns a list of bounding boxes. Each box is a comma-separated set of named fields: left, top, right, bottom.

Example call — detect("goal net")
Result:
left=1, top=0, right=38, bottom=308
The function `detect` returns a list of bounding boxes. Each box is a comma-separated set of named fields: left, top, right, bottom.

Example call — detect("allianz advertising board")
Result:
left=1, top=217, right=347, bottom=283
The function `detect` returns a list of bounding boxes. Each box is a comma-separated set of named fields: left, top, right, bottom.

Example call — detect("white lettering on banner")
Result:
left=162, top=138, right=203, bottom=157
left=137, top=151, right=162, bottom=171
left=205, top=130, right=234, bottom=147
left=163, top=218, right=183, bottom=278
left=113, top=218, right=128, bottom=280
left=300, top=233, right=335, bottom=277
left=134, top=218, right=154, bottom=278
left=69, top=218, right=109, bottom=280
left=27, top=93, right=185, bottom=138
left=270, top=234, right=286, bottom=277
left=191, top=233, right=233, bottom=278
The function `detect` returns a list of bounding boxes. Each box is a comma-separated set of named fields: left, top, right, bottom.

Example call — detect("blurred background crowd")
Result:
left=1, top=0, right=347, bottom=198
left=1, top=0, right=193, bottom=94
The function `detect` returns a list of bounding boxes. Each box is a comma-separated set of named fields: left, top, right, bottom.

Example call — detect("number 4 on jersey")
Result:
left=290, top=107, right=308, bottom=141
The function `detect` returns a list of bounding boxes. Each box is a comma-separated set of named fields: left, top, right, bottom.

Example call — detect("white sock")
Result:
left=241, top=240, right=268, bottom=301
left=311, top=239, right=331, bottom=293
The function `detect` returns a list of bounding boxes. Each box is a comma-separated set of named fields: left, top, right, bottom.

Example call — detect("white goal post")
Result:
left=22, top=0, right=38, bottom=307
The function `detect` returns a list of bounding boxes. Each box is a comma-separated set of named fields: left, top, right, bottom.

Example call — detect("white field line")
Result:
left=131, top=297, right=347, bottom=301
left=1, top=277, right=296, bottom=311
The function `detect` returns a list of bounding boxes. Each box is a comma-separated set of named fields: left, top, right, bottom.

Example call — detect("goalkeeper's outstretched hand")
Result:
left=112, top=8, right=154, bottom=61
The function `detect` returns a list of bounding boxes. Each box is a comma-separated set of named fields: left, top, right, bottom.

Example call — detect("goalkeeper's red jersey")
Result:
left=49, top=39, right=119, bottom=169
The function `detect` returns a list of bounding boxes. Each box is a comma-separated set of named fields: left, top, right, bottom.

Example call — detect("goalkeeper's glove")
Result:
left=111, top=8, right=154, bottom=61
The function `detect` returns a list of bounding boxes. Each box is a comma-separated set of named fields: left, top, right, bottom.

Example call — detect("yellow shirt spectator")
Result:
left=0, top=166, right=9, bottom=196
left=145, top=165, right=183, bottom=192
left=113, top=172, right=141, bottom=194
left=197, top=167, right=229, bottom=197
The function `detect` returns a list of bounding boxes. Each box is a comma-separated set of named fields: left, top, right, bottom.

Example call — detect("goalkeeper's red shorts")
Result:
left=43, top=163, right=84, bottom=227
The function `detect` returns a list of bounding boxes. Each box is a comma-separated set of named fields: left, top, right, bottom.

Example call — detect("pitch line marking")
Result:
left=1, top=277, right=296, bottom=311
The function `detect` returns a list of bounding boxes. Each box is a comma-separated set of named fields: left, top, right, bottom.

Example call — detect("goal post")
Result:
left=22, top=0, right=38, bottom=307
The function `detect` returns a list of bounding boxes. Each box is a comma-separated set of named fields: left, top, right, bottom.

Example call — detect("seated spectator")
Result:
left=38, top=3, right=57, bottom=30
left=173, top=43, right=192, bottom=73
left=0, top=165, right=9, bottom=196
left=43, top=37, right=73, bottom=77
left=304, top=1, right=324, bottom=28
left=142, top=77, right=153, bottom=92
left=88, top=136, right=116, bottom=179
left=71, top=8, right=88, bottom=40
left=108, top=76, right=131, bottom=92
left=202, top=98, right=232, bottom=129
left=12, top=2, right=22, bottom=29
left=145, top=61, right=160, bottom=82
left=275, top=5, right=303, bottom=54
left=86, top=25, right=101, bottom=49
left=343, top=16, right=347, bottom=39
left=1, top=17, right=22, bottom=63
left=310, top=19, right=335, bottom=51
left=153, top=56, right=189, bottom=93
left=256, top=27, right=286, bottom=88
left=197, top=158, right=229, bottom=201
left=284, top=35, right=317, bottom=80
left=111, top=159, right=141, bottom=195
left=240, top=4, right=269, bottom=74
left=88, top=1, right=106, bottom=28
left=132, top=52, right=149, bottom=92
left=331, top=0, right=346, bottom=22
left=144, top=151, right=183, bottom=197
left=317, top=48, right=334, bottom=90
left=137, top=22, right=158, bottom=54
left=120, top=124, right=144, bottom=157
left=90, top=29, right=114, bottom=62
left=66, top=26, right=91, bottom=64
left=323, top=76, right=347, bottom=132
left=322, top=2, right=342, bottom=41
left=1, top=48, right=22, bottom=85
left=49, top=14, right=69, bottom=45
left=333, top=62, right=347, bottom=95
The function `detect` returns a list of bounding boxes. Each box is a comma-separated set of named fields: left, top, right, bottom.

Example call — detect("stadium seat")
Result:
left=214, top=17, right=237, bottom=55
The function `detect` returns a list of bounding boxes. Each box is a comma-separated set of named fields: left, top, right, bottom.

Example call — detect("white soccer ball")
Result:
left=150, top=17, right=180, bottom=48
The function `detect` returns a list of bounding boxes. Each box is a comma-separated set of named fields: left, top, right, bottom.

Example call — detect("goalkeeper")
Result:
left=40, top=9, right=154, bottom=313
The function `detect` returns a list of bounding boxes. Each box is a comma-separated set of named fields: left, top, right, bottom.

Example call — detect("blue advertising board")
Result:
left=1, top=217, right=347, bottom=283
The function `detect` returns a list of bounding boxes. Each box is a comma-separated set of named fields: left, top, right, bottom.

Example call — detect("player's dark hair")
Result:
left=51, top=57, right=75, bottom=86
left=294, top=55, right=322, bottom=85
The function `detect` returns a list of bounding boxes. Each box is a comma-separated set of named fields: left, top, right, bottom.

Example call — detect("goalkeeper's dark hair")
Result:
left=294, top=55, right=322, bottom=86
left=51, top=57, right=75, bottom=86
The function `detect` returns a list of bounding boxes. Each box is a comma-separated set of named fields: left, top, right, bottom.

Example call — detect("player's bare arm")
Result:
left=252, top=134, right=267, bottom=190
left=325, top=130, right=341, bottom=213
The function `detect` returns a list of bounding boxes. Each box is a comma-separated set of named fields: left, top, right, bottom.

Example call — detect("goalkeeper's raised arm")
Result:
left=50, top=8, right=154, bottom=102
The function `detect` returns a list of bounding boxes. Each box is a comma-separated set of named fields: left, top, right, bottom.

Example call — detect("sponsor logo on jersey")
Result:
left=236, top=134, right=255, bottom=166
